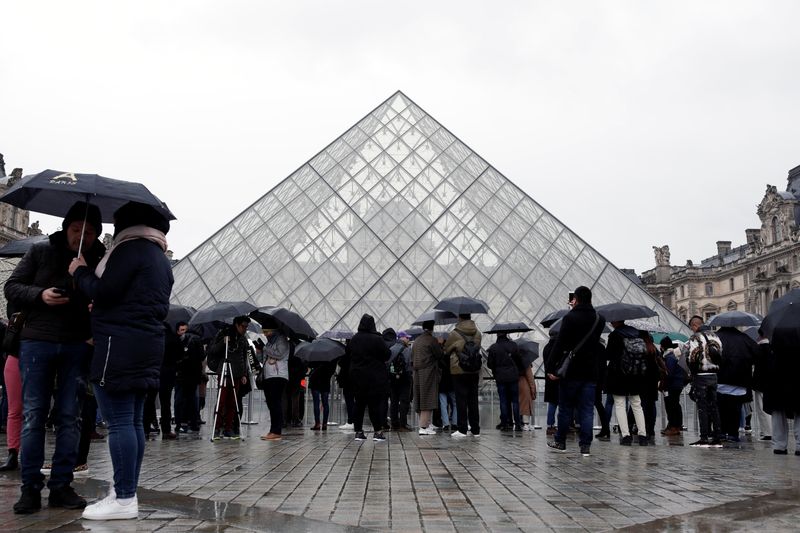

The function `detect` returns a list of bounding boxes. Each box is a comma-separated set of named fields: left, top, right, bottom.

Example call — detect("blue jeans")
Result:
left=438, top=391, right=457, bottom=427
left=312, top=389, right=329, bottom=425
left=556, top=380, right=596, bottom=447
left=19, top=340, right=90, bottom=491
left=94, top=385, right=146, bottom=499
left=547, top=402, right=557, bottom=426
left=496, top=381, right=521, bottom=427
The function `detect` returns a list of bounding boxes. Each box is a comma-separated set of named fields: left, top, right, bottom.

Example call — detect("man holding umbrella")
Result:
left=4, top=202, right=105, bottom=514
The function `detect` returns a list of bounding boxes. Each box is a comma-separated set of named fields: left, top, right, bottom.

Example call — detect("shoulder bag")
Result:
left=555, top=314, right=600, bottom=379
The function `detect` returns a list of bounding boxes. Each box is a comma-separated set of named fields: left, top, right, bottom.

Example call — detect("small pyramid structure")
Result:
left=170, top=91, right=686, bottom=339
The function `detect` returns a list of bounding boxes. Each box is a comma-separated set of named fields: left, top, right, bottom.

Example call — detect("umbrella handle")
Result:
left=76, top=197, right=93, bottom=258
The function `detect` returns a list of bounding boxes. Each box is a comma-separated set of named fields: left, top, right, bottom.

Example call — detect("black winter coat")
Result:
left=542, top=338, right=559, bottom=404
left=5, top=231, right=105, bottom=343
left=207, top=326, right=250, bottom=381
left=715, top=328, right=756, bottom=389
left=763, top=327, right=800, bottom=416
left=308, top=360, right=337, bottom=393
left=348, top=315, right=391, bottom=395
left=605, top=325, right=646, bottom=396
left=177, top=332, right=205, bottom=385
left=73, top=238, right=172, bottom=392
left=487, top=337, right=522, bottom=383
left=549, top=304, right=605, bottom=382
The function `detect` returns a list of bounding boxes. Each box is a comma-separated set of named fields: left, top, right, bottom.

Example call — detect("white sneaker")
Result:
left=339, top=423, right=354, bottom=430
left=522, top=424, right=533, bottom=432
left=82, top=495, right=138, bottom=520
left=418, top=427, right=436, bottom=435
left=451, top=431, right=467, bottom=438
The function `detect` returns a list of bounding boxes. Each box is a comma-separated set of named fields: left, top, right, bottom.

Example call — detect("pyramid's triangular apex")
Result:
left=171, top=92, right=689, bottom=341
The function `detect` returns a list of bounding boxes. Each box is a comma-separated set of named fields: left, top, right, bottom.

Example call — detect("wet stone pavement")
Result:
left=1, top=403, right=799, bottom=532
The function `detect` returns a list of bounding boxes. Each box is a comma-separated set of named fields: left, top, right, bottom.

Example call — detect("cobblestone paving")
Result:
left=1, top=405, right=799, bottom=531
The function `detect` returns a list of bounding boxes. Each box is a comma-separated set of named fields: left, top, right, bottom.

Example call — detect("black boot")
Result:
left=13, top=487, right=41, bottom=514
left=0, top=449, right=18, bottom=471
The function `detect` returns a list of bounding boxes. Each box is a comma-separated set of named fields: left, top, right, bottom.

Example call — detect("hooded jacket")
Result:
left=347, top=314, right=391, bottom=394
left=5, top=231, right=105, bottom=343
left=444, top=319, right=483, bottom=375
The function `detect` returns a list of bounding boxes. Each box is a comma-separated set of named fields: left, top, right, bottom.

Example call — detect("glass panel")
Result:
left=349, top=261, right=379, bottom=289
left=503, top=212, right=532, bottom=242
left=309, top=262, right=344, bottom=297
left=415, top=115, right=439, bottom=137
left=226, top=244, right=256, bottom=275
left=266, top=209, right=295, bottom=238
left=374, top=125, right=396, bottom=149
left=271, top=178, right=302, bottom=205
left=401, top=126, right=425, bottom=150
left=291, top=279, right=324, bottom=316
left=386, top=114, right=412, bottom=137
left=432, top=180, right=458, bottom=208
left=339, top=152, right=368, bottom=178
left=485, top=228, right=516, bottom=258
left=434, top=245, right=468, bottom=271
left=357, top=114, right=382, bottom=136
left=419, top=261, right=452, bottom=289
left=250, top=278, right=285, bottom=307
left=383, top=225, right=414, bottom=253
left=294, top=242, right=327, bottom=276
left=416, top=167, right=444, bottom=191
left=448, top=166, right=477, bottom=191
left=402, top=179, right=430, bottom=207
left=418, top=195, right=445, bottom=223
left=305, top=300, right=339, bottom=333
left=314, top=224, right=347, bottom=256
left=444, top=139, right=470, bottom=164
left=211, top=226, right=242, bottom=256
left=495, top=182, right=524, bottom=209
left=285, top=192, right=315, bottom=223
left=274, top=261, right=306, bottom=290
left=430, top=152, right=457, bottom=179
left=170, top=261, right=198, bottom=296
left=342, top=125, right=369, bottom=149
left=457, top=264, right=488, bottom=295
left=527, top=264, right=560, bottom=302
left=385, top=196, right=414, bottom=224
left=368, top=180, right=396, bottom=204
left=188, top=243, right=222, bottom=274
left=386, top=166, right=414, bottom=194
left=451, top=227, right=481, bottom=260
left=435, top=211, right=464, bottom=240
left=404, top=211, right=431, bottom=240
left=364, top=244, right=395, bottom=278
left=232, top=209, right=263, bottom=238
left=333, top=211, right=364, bottom=239
left=352, top=194, right=379, bottom=220
left=216, top=279, right=249, bottom=302
left=505, top=246, right=536, bottom=280
left=350, top=226, right=380, bottom=258
left=373, top=103, right=396, bottom=125
left=367, top=210, right=395, bottom=240
left=480, top=196, right=509, bottom=226
left=331, top=243, right=361, bottom=276
left=400, top=152, right=427, bottom=177
left=327, top=280, right=360, bottom=316
left=310, top=151, right=337, bottom=176
left=305, top=179, right=333, bottom=207
left=258, top=240, right=291, bottom=273
left=597, top=266, right=631, bottom=297
left=245, top=225, right=277, bottom=254
left=252, top=193, right=283, bottom=232
left=387, top=138, right=411, bottom=163
left=479, top=167, right=505, bottom=193
left=325, top=138, right=352, bottom=163
left=353, top=165, right=382, bottom=192
left=336, top=178, right=366, bottom=205
left=516, top=197, right=544, bottom=225
left=553, top=230, right=584, bottom=261
left=535, top=212, right=564, bottom=241
left=447, top=198, right=478, bottom=227
left=517, top=228, right=551, bottom=259
left=238, top=259, right=268, bottom=293
left=175, top=277, right=213, bottom=308
left=372, top=153, right=395, bottom=177
left=203, top=261, right=235, bottom=293
left=389, top=93, right=409, bottom=113
left=539, top=248, right=571, bottom=279
left=382, top=262, right=417, bottom=296
left=429, top=128, right=456, bottom=151
left=472, top=246, right=501, bottom=278
left=282, top=226, right=312, bottom=257
left=363, top=281, right=398, bottom=319
left=462, top=153, right=488, bottom=177
left=403, top=243, right=434, bottom=276
left=415, top=138, right=439, bottom=163
left=491, top=263, right=525, bottom=296
left=301, top=210, right=333, bottom=241
left=291, top=166, right=319, bottom=190
left=575, top=246, right=607, bottom=278
left=562, top=263, right=592, bottom=293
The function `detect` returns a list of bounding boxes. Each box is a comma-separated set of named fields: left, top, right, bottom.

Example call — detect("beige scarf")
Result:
left=95, top=225, right=168, bottom=278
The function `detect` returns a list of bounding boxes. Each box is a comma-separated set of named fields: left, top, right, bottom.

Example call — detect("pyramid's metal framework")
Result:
left=170, top=91, right=686, bottom=339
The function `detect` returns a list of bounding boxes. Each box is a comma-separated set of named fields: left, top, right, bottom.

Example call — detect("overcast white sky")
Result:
left=2, top=1, right=799, bottom=274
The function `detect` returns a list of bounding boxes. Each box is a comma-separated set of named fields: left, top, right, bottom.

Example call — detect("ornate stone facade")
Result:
left=640, top=164, right=800, bottom=323
left=0, top=157, right=41, bottom=245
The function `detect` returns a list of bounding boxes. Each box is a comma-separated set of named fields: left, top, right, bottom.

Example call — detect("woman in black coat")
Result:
left=70, top=202, right=173, bottom=521
left=348, top=314, right=390, bottom=441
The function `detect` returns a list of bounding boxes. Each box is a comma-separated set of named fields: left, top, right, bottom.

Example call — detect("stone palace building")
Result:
left=641, top=164, right=800, bottom=322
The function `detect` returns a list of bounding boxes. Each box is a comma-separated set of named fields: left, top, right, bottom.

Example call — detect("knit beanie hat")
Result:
left=62, top=201, right=103, bottom=235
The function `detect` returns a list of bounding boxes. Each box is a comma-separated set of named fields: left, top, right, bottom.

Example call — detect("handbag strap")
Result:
left=571, top=313, right=600, bottom=355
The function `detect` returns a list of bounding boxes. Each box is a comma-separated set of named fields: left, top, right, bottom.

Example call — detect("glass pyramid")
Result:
left=170, top=91, right=686, bottom=340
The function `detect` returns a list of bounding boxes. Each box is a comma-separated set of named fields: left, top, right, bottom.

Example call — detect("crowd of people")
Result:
left=1, top=225, right=797, bottom=523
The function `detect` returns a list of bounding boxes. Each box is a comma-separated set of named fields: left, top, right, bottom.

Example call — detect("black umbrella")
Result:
left=166, top=304, right=197, bottom=329
left=595, top=303, right=658, bottom=322
left=514, top=339, right=539, bottom=367
left=486, top=322, right=533, bottom=334
left=761, top=291, right=800, bottom=339
left=434, top=296, right=489, bottom=315
left=707, top=311, right=762, bottom=328
left=742, top=326, right=760, bottom=342
left=406, top=327, right=425, bottom=339
left=540, top=309, right=569, bottom=328
left=411, top=310, right=458, bottom=326
left=250, top=306, right=316, bottom=341
left=0, top=235, right=49, bottom=257
left=0, top=169, right=176, bottom=222
left=295, top=338, right=345, bottom=363
left=319, top=329, right=354, bottom=340
left=188, top=301, right=257, bottom=327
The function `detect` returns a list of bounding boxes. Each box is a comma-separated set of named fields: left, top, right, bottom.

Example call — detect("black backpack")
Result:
left=457, top=331, right=482, bottom=372
left=620, top=337, right=648, bottom=376
left=389, top=351, right=406, bottom=380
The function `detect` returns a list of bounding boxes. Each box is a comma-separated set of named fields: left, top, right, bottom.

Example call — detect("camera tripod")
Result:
left=210, top=336, right=246, bottom=442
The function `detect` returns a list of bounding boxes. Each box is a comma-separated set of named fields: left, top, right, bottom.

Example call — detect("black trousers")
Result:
left=664, top=388, right=683, bottom=429
left=389, top=376, right=411, bottom=428
left=77, top=394, right=97, bottom=465
left=263, top=379, right=286, bottom=435
left=354, top=390, right=386, bottom=433
left=594, top=388, right=609, bottom=432
left=174, top=380, right=200, bottom=430
left=159, top=372, right=176, bottom=433
left=717, top=393, right=744, bottom=438
left=453, top=373, right=480, bottom=435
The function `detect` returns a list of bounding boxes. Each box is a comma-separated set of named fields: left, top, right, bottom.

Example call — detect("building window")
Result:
left=705, top=312, right=716, bottom=322
left=772, top=216, right=783, bottom=243
left=729, top=278, right=734, bottom=291
left=794, top=255, right=799, bottom=271
left=705, top=282, right=713, bottom=296
left=680, top=286, right=685, bottom=299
